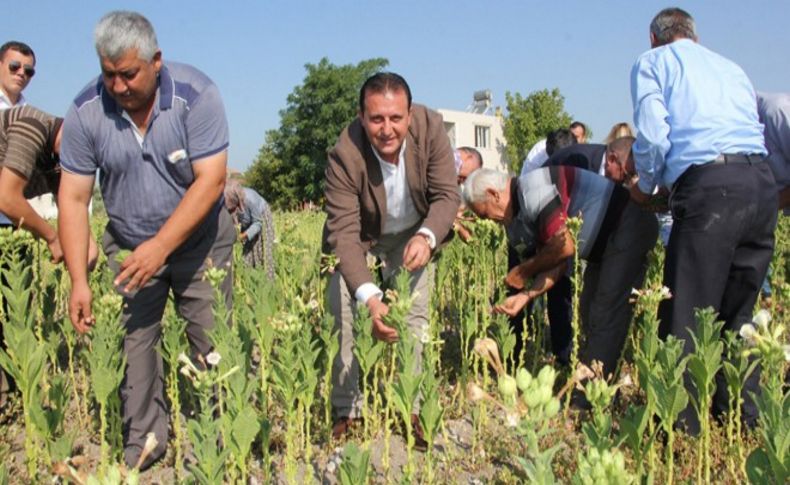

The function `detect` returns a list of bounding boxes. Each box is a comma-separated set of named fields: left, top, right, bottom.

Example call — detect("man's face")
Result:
left=0, top=49, right=35, bottom=102
left=470, top=187, right=512, bottom=225
left=100, top=48, right=161, bottom=116
left=457, top=151, right=481, bottom=185
left=604, top=149, right=635, bottom=184
left=570, top=126, right=586, bottom=143
left=359, top=89, right=411, bottom=163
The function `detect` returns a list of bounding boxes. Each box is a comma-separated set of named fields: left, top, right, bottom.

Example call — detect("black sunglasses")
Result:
left=7, top=60, right=35, bottom=78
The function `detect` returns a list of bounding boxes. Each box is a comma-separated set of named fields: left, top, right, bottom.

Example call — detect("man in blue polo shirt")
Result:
left=58, top=11, right=234, bottom=469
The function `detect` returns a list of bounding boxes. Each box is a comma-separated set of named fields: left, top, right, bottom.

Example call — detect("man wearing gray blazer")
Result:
left=322, top=72, right=459, bottom=444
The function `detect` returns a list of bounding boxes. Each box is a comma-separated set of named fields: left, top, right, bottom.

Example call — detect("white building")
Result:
left=438, top=90, right=508, bottom=171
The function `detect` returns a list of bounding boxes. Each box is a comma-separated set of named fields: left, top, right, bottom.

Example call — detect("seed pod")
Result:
left=515, top=367, right=532, bottom=392
left=537, top=365, right=556, bottom=388
left=498, top=374, right=517, bottom=404
left=544, top=398, right=560, bottom=418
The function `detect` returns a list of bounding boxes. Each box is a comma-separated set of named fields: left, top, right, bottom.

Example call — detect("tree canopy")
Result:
left=502, top=88, right=572, bottom=174
left=245, top=57, right=389, bottom=209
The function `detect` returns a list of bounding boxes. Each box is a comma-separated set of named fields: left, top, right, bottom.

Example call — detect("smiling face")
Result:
left=100, top=48, right=161, bottom=117
left=359, top=88, right=411, bottom=163
left=0, top=49, right=35, bottom=104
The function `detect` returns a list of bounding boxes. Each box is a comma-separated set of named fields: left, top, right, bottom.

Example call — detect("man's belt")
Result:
left=712, top=153, right=765, bottom=165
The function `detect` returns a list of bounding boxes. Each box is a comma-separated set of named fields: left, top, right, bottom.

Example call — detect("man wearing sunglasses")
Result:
left=0, top=41, right=35, bottom=110
left=58, top=11, right=233, bottom=470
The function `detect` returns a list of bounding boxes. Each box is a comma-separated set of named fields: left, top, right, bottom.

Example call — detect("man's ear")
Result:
left=486, top=187, right=498, bottom=200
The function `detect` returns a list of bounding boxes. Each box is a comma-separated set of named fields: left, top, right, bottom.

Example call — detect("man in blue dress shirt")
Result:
left=629, top=7, right=777, bottom=434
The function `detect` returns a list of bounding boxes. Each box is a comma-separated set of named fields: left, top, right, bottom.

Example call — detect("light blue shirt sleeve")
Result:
left=242, top=188, right=267, bottom=240
left=631, top=55, right=670, bottom=193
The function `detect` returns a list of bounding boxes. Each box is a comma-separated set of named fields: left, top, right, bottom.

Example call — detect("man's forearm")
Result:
left=523, top=263, right=567, bottom=300
left=0, top=195, right=57, bottom=243
left=514, top=230, right=574, bottom=281
left=59, top=198, right=91, bottom=286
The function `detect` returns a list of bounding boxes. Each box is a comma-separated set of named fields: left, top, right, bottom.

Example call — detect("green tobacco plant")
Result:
left=84, top=292, right=126, bottom=468
left=159, top=312, right=188, bottom=482
left=490, top=313, right=516, bottom=371
left=648, top=335, right=689, bottom=485
left=472, top=339, right=564, bottom=484
left=385, top=269, right=421, bottom=481
left=686, top=307, right=724, bottom=484
left=338, top=442, right=371, bottom=485
left=419, top=342, right=444, bottom=484
left=318, top=314, right=340, bottom=437
left=572, top=447, right=635, bottom=485
left=739, top=309, right=790, bottom=484
left=578, top=361, right=622, bottom=451
left=353, top=305, right=385, bottom=441
left=565, top=216, right=583, bottom=386
left=206, top=265, right=262, bottom=484
left=0, top=247, right=52, bottom=477
left=722, top=329, right=758, bottom=478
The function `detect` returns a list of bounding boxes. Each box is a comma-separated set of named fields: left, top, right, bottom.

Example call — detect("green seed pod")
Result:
left=537, top=385, right=552, bottom=406
left=516, top=367, right=532, bottom=392
left=537, top=365, right=556, bottom=388
left=498, top=374, right=517, bottom=404
left=523, top=390, right=541, bottom=408
left=544, top=398, right=560, bottom=418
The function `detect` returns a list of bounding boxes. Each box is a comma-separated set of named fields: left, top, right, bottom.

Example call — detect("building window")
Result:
left=444, top=122, right=456, bottom=147
left=475, top=125, right=490, bottom=148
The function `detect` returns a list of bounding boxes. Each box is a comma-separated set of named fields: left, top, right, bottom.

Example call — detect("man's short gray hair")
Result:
left=94, top=11, right=159, bottom=62
left=462, top=168, right=509, bottom=206
left=650, top=7, right=696, bottom=45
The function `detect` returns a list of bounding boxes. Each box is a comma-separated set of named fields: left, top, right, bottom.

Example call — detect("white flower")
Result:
left=619, top=373, right=633, bottom=388
left=753, top=309, right=771, bottom=330
left=783, top=345, right=790, bottom=362
left=659, top=286, right=672, bottom=299
left=505, top=412, right=520, bottom=428
left=205, top=351, right=222, bottom=366
left=739, top=324, right=757, bottom=344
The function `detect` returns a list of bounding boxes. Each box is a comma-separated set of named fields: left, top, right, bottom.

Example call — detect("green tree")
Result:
left=502, top=88, right=572, bottom=174
left=246, top=57, right=389, bottom=209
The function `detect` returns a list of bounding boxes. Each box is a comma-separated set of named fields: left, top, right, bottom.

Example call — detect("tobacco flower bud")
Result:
left=498, top=374, right=518, bottom=405
left=537, top=365, right=556, bottom=388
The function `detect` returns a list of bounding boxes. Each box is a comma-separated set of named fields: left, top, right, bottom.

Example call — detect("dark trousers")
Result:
left=507, top=243, right=574, bottom=366
left=104, top=209, right=236, bottom=468
left=580, top=202, right=658, bottom=376
left=658, top=161, right=777, bottom=434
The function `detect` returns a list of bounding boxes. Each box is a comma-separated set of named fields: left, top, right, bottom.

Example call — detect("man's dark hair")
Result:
left=458, top=146, right=483, bottom=168
left=569, top=121, right=587, bottom=136
left=0, top=41, right=35, bottom=62
left=546, top=128, right=577, bottom=156
left=359, top=72, right=412, bottom=113
left=650, top=7, right=696, bottom=45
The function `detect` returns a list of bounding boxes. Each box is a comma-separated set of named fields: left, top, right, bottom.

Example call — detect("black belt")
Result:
left=711, top=153, right=764, bottom=165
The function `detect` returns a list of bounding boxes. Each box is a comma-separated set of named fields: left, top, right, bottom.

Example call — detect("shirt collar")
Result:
left=0, top=89, right=25, bottom=109
left=371, top=140, right=407, bottom=166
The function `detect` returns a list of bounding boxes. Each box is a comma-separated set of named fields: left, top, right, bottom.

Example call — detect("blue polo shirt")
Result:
left=60, top=62, right=229, bottom=249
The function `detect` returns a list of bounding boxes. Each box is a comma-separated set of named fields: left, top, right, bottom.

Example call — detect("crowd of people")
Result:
left=0, top=6, right=786, bottom=470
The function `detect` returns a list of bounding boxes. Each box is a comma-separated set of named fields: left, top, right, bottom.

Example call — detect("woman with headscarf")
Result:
left=223, top=179, right=276, bottom=280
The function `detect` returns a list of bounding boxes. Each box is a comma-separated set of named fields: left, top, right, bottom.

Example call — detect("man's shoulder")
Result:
left=72, top=76, right=104, bottom=111
left=162, top=61, right=219, bottom=108
left=407, top=103, right=442, bottom=135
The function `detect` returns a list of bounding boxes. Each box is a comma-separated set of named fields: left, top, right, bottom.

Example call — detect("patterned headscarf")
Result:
left=224, top=179, right=246, bottom=214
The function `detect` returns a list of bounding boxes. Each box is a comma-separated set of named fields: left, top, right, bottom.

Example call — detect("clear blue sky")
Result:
left=9, top=1, right=790, bottom=170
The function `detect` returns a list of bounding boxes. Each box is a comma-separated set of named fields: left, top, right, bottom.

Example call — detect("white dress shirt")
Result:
left=520, top=138, right=548, bottom=176
left=355, top=141, right=436, bottom=305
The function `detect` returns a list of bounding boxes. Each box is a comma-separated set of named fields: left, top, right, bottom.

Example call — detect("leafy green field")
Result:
left=0, top=212, right=787, bottom=484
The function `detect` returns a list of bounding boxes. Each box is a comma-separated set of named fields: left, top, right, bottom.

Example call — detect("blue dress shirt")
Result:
left=631, top=39, right=765, bottom=192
